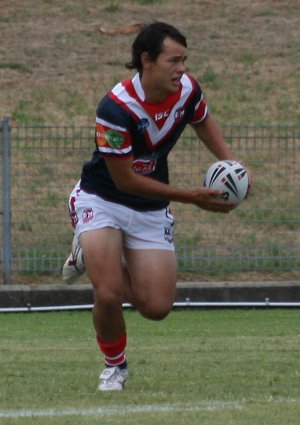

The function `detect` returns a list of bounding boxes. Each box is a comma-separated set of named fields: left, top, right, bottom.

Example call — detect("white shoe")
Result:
left=62, top=234, right=85, bottom=284
left=98, top=367, right=128, bottom=391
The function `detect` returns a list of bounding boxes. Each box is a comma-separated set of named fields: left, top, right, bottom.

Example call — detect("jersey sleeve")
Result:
left=95, top=96, right=133, bottom=159
left=187, top=77, right=208, bottom=125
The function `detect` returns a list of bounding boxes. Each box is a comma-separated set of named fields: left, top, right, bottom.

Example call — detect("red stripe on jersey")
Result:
left=124, top=79, right=183, bottom=130
left=116, top=75, right=199, bottom=152
left=105, top=73, right=207, bottom=154
left=108, top=88, right=155, bottom=151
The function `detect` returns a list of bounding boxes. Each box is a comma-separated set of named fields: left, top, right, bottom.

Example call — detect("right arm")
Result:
left=105, top=156, right=236, bottom=213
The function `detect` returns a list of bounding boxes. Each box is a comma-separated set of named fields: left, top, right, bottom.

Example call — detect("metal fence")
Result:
left=1, top=117, right=300, bottom=284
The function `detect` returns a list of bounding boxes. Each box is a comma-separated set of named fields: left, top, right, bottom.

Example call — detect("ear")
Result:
left=140, top=52, right=152, bottom=69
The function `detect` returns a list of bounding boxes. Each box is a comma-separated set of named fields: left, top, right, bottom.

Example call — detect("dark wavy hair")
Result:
left=125, top=22, right=187, bottom=73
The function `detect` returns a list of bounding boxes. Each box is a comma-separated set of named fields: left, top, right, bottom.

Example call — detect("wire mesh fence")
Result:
left=169, top=125, right=300, bottom=275
left=1, top=118, right=300, bottom=284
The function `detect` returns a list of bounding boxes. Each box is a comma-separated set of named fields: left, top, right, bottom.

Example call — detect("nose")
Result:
left=177, top=61, right=186, bottom=73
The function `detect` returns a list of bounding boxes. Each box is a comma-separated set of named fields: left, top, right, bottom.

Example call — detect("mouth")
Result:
left=171, top=76, right=182, bottom=86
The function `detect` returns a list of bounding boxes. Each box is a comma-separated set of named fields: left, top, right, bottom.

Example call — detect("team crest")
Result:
left=138, top=118, right=149, bottom=132
left=174, top=107, right=185, bottom=121
left=82, top=208, right=94, bottom=224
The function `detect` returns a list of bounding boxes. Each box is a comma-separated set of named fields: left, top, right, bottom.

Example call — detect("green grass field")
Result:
left=0, top=309, right=299, bottom=424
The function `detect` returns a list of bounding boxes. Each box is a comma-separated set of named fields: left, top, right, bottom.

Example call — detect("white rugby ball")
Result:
left=204, top=160, right=249, bottom=204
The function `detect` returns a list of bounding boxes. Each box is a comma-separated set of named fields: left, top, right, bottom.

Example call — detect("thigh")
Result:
left=80, top=228, right=124, bottom=299
left=124, top=248, right=177, bottom=317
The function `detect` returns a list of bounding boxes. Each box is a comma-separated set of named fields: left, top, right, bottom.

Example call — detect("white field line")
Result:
left=0, top=401, right=241, bottom=418
left=0, top=398, right=298, bottom=419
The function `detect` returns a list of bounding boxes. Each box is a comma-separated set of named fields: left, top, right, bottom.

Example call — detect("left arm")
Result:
left=192, top=114, right=233, bottom=160
left=193, top=114, right=253, bottom=190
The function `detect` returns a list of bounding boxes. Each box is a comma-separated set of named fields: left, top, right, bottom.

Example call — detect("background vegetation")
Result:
left=1, top=0, right=299, bottom=126
left=1, top=0, right=300, bottom=283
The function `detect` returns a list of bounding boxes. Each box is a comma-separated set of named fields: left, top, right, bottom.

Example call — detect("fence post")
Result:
left=1, top=116, right=12, bottom=284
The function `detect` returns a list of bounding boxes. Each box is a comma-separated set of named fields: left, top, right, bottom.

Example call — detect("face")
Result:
left=141, top=37, right=187, bottom=102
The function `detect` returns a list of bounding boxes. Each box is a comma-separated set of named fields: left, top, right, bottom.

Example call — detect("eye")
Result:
left=169, top=55, right=187, bottom=65
left=170, top=57, right=186, bottom=64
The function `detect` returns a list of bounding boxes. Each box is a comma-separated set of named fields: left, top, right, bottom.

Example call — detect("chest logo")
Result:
left=132, top=159, right=156, bottom=174
left=154, top=109, right=170, bottom=122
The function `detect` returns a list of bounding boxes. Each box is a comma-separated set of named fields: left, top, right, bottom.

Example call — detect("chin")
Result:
left=170, top=84, right=180, bottom=93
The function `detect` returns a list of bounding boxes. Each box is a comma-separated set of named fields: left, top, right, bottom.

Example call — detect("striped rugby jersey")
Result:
left=80, top=73, right=208, bottom=211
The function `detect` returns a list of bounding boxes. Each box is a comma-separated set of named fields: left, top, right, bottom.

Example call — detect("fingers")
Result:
left=201, top=194, right=237, bottom=213
left=206, top=200, right=236, bottom=213
left=191, top=187, right=237, bottom=213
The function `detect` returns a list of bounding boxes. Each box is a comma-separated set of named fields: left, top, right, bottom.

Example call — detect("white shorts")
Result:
left=68, top=181, right=175, bottom=251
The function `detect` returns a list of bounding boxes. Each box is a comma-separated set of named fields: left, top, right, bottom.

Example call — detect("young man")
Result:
left=63, top=22, right=249, bottom=391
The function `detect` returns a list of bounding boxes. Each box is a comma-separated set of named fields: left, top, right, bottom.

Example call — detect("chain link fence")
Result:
left=1, top=117, right=300, bottom=284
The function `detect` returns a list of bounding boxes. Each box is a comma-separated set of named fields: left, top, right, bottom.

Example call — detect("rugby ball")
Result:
left=204, top=160, right=249, bottom=204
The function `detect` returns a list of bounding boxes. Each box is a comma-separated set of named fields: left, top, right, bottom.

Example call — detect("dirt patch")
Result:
left=0, top=0, right=299, bottom=125
left=1, top=0, right=299, bottom=285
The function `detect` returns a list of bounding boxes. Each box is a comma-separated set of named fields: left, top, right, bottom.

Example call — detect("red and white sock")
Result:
left=96, top=333, right=127, bottom=369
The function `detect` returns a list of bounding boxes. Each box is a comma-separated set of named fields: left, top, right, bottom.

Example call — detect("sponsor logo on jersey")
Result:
left=105, top=130, right=125, bottom=148
left=132, top=159, right=156, bottom=174
left=96, top=130, right=107, bottom=146
left=154, top=109, right=170, bottom=122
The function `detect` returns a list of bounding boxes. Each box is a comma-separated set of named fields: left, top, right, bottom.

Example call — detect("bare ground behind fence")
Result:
left=1, top=123, right=300, bottom=284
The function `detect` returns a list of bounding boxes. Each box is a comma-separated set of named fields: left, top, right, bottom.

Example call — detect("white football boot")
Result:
left=98, top=367, right=129, bottom=391
left=62, top=234, right=85, bottom=284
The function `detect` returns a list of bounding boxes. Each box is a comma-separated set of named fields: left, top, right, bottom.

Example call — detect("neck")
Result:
left=140, top=75, right=166, bottom=104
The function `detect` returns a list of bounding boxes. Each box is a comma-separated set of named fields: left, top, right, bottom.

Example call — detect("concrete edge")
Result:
left=0, top=281, right=299, bottom=308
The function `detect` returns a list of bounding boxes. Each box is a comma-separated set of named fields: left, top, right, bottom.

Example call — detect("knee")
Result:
left=93, top=285, right=123, bottom=310
left=137, top=300, right=173, bottom=321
